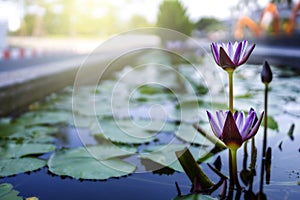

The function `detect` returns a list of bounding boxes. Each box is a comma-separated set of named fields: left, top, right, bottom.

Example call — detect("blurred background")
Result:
left=1, top=0, right=292, bottom=48
left=0, top=0, right=299, bottom=66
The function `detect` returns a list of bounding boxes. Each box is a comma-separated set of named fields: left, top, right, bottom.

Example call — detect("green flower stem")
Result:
left=262, top=83, right=269, bottom=157
left=259, top=82, right=269, bottom=192
left=227, top=69, right=235, bottom=191
left=227, top=70, right=234, bottom=113
left=228, top=149, right=234, bottom=191
left=231, top=148, right=241, bottom=190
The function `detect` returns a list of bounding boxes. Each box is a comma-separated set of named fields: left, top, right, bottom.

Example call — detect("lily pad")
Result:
left=138, top=84, right=172, bottom=95
left=175, top=123, right=213, bottom=146
left=93, top=119, right=156, bottom=144
left=15, top=111, right=72, bottom=126
left=48, top=147, right=136, bottom=180
left=117, top=119, right=176, bottom=133
left=140, top=144, right=209, bottom=172
left=266, top=116, right=279, bottom=131
left=0, top=143, right=55, bottom=158
left=0, top=183, right=22, bottom=200
left=0, top=158, right=46, bottom=177
left=170, top=98, right=203, bottom=123
left=0, top=122, right=24, bottom=138
left=6, top=126, right=57, bottom=141
left=85, top=145, right=137, bottom=160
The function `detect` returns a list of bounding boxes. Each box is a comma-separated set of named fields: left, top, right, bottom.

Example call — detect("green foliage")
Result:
left=48, top=147, right=136, bottom=180
left=0, top=143, right=55, bottom=158
left=140, top=144, right=209, bottom=172
left=156, top=0, right=194, bottom=41
left=195, top=17, right=225, bottom=32
left=0, top=158, right=46, bottom=177
left=0, top=183, right=22, bottom=200
left=128, top=15, right=151, bottom=29
left=264, top=116, right=279, bottom=131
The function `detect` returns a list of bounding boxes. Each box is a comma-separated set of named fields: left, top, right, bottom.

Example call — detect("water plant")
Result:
left=258, top=60, right=273, bottom=197
left=209, top=40, right=262, bottom=191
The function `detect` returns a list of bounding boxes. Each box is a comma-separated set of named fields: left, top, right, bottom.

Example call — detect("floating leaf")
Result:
left=171, top=98, right=203, bottom=123
left=85, top=145, right=137, bottom=160
left=175, top=123, right=213, bottom=146
left=140, top=144, right=209, bottom=172
left=6, top=126, right=57, bottom=142
left=0, top=183, right=22, bottom=200
left=15, top=111, right=72, bottom=126
left=0, top=143, right=55, bottom=158
left=117, top=119, right=176, bottom=133
left=0, top=122, right=24, bottom=138
left=48, top=147, right=136, bottom=180
left=263, top=116, right=279, bottom=131
left=0, top=158, right=46, bottom=177
left=138, top=84, right=172, bottom=95
left=93, top=119, right=156, bottom=144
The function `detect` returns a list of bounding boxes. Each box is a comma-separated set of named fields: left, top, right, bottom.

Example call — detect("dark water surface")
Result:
left=1, top=54, right=300, bottom=199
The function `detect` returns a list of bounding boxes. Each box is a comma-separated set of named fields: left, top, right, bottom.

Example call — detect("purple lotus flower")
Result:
left=207, top=108, right=264, bottom=150
left=211, top=40, right=255, bottom=71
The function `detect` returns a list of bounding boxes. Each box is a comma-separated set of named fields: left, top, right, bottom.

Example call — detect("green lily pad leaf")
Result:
left=7, top=126, right=57, bottom=140
left=268, top=116, right=279, bottom=131
left=175, top=123, right=214, bottom=146
left=0, top=183, right=22, bottom=200
left=117, top=119, right=176, bottom=133
left=0, top=158, right=46, bottom=177
left=174, top=194, right=218, bottom=200
left=262, top=116, right=279, bottom=131
left=140, top=144, right=209, bottom=172
left=74, top=100, right=113, bottom=117
left=138, top=84, right=172, bottom=95
left=0, top=122, right=57, bottom=144
left=0, top=143, right=56, bottom=158
left=48, top=147, right=136, bottom=180
left=171, top=98, right=202, bottom=123
left=85, top=145, right=137, bottom=160
left=15, top=111, right=72, bottom=126
left=0, top=122, right=24, bottom=138
left=92, top=119, right=156, bottom=144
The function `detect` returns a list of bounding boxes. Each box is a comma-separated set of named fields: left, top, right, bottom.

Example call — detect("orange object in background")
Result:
left=286, top=1, right=300, bottom=35
left=234, top=1, right=280, bottom=39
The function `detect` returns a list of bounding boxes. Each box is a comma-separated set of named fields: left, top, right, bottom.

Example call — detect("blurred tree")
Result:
left=156, top=0, right=194, bottom=41
left=195, top=17, right=225, bottom=32
left=128, top=15, right=151, bottom=29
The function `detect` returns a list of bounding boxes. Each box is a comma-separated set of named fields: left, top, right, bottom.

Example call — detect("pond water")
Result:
left=1, top=50, right=300, bottom=200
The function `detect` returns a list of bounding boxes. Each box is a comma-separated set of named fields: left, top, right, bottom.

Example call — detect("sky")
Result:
left=118, top=0, right=270, bottom=22
left=0, top=0, right=271, bottom=32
